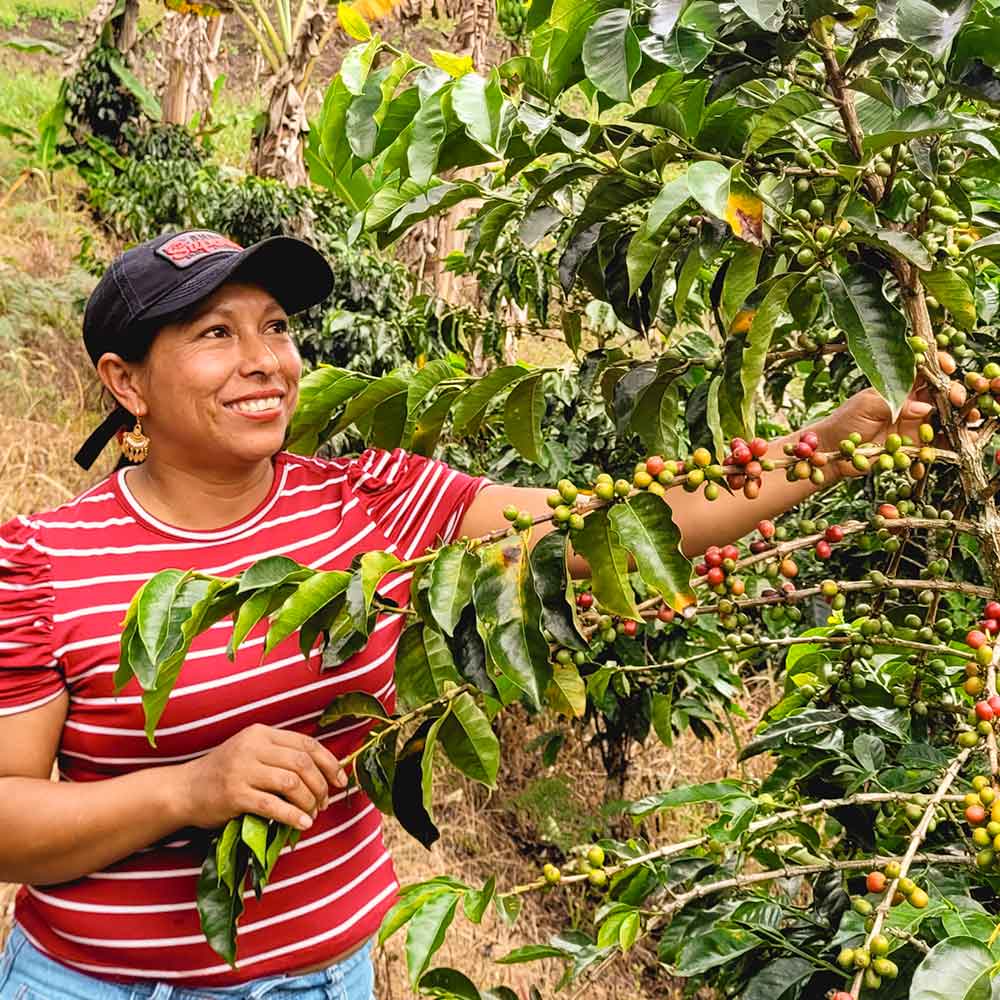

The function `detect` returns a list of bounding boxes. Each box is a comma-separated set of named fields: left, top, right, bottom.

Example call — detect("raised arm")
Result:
left=457, top=388, right=933, bottom=571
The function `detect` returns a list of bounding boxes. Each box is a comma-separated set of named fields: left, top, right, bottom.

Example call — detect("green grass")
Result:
left=0, top=56, right=61, bottom=179
left=204, top=89, right=262, bottom=170
left=0, top=0, right=85, bottom=28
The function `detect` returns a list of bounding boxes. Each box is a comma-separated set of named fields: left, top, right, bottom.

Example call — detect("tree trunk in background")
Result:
left=113, top=0, right=140, bottom=61
left=398, top=0, right=498, bottom=370
left=161, top=13, right=226, bottom=127
left=63, top=0, right=117, bottom=76
left=252, top=5, right=329, bottom=188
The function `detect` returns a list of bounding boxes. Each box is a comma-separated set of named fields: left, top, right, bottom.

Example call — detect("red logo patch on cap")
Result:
left=156, top=231, right=242, bottom=268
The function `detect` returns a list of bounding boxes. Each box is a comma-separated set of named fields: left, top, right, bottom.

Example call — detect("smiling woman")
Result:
left=0, top=230, right=932, bottom=1000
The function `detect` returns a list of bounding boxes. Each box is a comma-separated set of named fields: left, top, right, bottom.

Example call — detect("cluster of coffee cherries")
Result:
left=839, top=424, right=937, bottom=479
left=723, top=436, right=772, bottom=499
left=541, top=844, right=609, bottom=889
left=695, top=544, right=745, bottom=594
left=963, top=776, right=1000, bottom=872
left=943, top=362, right=1000, bottom=423
left=958, top=607, right=1000, bottom=717
left=781, top=429, right=828, bottom=486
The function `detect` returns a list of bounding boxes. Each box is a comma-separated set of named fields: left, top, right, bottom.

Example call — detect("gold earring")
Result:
left=121, top=417, right=150, bottom=463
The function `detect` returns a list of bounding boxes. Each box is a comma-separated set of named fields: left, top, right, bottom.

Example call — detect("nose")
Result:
left=239, top=331, right=281, bottom=378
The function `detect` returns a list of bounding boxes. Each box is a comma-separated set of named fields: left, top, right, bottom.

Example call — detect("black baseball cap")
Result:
left=75, top=230, right=335, bottom=469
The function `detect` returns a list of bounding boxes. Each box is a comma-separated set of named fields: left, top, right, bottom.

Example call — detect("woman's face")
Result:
left=129, top=281, right=302, bottom=471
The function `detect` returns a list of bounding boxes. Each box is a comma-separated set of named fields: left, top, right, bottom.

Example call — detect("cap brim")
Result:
left=141, top=236, right=335, bottom=324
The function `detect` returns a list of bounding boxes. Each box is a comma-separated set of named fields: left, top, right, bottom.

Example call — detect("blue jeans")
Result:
left=0, top=925, right=375, bottom=1000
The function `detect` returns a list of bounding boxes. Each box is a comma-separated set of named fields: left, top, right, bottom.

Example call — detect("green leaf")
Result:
left=136, top=569, right=189, bottom=664
left=408, top=92, right=447, bottom=186
left=428, top=544, right=479, bottom=637
left=264, top=570, right=352, bottom=656
left=331, top=373, right=408, bottom=436
left=2, top=35, right=67, bottom=55
left=741, top=957, right=814, bottom=1000
left=356, top=551, right=403, bottom=621
left=106, top=51, right=161, bottom=120
left=392, top=721, right=441, bottom=848
left=215, top=819, right=241, bottom=893
left=644, top=172, right=692, bottom=236
left=396, top=623, right=438, bottom=711
left=463, top=876, right=495, bottom=924
left=357, top=734, right=397, bottom=815
left=504, top=373, right=546, bottom=463
left=237, top=556, right=311, bottom=594
left=746, top=90, right=821, bottom=153
left=341, top=37, right=381, bottom=96
left=529, top=531, right=587, bottom=652
left=721, top=244, right=762, bottom=329
left=473, top=537, right=552, bottom=708
left=734, top=0, right=784, bottom=30
left=421, top=709, right=450, bottom=826
left=451, top=366, right=529, bottom=435
left=241, top=814, right=269, bottom=868
left=687, top=161, right=730, bottom=220
left=410, top=386, right=461, bottom=455
left=140, top=579, right=241, bottom=744
left=337, top=2, right=372, bottom=40
left=318, top=690, right=389, bottom=727
left=419, top=967, right=481, bottom=1000
left=740, top=274, right=802, bottom=431
left=739, top=708, right=845, bottom=761
left=864, top=105, right=959, bottom=155
left=228, top=589, right=273, bottom=660
left=910, top=937, right=993, bottom=1000
left=822, top=265, right=915, bottom=420
left=608, top=493, right=694, bottom=613
left=439, top=692, right=499, bottom=785
left=582, top=9, right=641, bottom=104
left=286, top=367, right=370, bottom=453
left=424, top=626, right=465, bottom=692
left=626, top=780, right=745, bottom=817
left=674, top=240, right=702, bottom=323
left=898, top=0, right=974, bottom=61
left=406, top=892, right=459, bottom=987
left=572, top=508, right=639, bottom=620
left=197, top=848, right=244, bottom=966
left=451, top=72, right=508, bottom=154
left=921, top=267, right=977, bottom=331
left=380, top=884, right=450, bottom=945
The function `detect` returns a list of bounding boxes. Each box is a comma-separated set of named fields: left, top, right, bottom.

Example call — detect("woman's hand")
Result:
left=810, top=386, right=934, bottom=477
left=171, top=724, right=349, bottom=831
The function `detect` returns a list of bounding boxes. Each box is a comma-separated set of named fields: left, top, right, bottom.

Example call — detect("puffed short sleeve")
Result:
left=0, top=517, right=65, bottom=715
left=347, top=448, right=490, bottom=559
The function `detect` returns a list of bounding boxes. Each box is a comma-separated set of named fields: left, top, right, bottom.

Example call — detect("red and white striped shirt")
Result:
left=0, top=449, right=487, bottom=986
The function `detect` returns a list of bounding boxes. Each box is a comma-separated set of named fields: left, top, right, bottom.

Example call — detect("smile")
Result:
left=227, top=396, right=283, bottom=414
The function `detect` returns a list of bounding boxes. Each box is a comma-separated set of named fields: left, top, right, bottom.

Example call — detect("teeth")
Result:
left=230, top=396, right=281, bottom=413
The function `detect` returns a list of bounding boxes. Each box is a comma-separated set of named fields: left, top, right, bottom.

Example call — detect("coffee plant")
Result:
left=113, top=0, right=1000, bottom=997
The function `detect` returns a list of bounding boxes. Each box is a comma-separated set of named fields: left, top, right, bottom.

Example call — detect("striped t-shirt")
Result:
left=0, top=448, right=487, bottom=986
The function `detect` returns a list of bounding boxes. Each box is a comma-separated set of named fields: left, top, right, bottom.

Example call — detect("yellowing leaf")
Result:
left=338, top=1, right=372, bottom=40
left=725, top=187, right=764, bottom=245
left=431, top=49, right=475, bottom=78
left=351, top=0, right=400, bottom=21
left=547, top=661, right=586, bottom=718
left=729, top=308, right=756, bottom=334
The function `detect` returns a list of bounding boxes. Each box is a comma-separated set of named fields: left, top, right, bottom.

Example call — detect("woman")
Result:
left=0, top=229, right=931, bottom=999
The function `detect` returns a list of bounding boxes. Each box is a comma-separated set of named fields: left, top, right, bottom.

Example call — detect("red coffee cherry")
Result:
left=622, top=619, right=638, bottom=637
left=815, top=540, right=832, bottom=560
left=793, top=440, right=815, bottom=460
left=866, top=871, right=886, bottom=893
left=657, top=606, right=675, bottom=623
left=576, top=592, right=594, bottom=609
left=824, top=524, right=845, bottom=543
left=749, top=437, right=768, bottom=458
left=645, top=455, right=665, bottom=477
left=722, top=544, right=740, bottom=562
left=986, top=602, right=1000, bottom=621
left=975, top=701, right=995, bottom=722
left=757, top=519, right=775, bottom=539
left=707, top=567, right=725, bottom=587
left=967, top=630, right=989, bottom=650
left=800, top=430, right=819, bottom=449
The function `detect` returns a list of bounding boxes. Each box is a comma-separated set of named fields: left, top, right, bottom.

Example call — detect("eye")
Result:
left=267, top=319, right=289, bottom=335
left=200, top=325, right=229, bottom=339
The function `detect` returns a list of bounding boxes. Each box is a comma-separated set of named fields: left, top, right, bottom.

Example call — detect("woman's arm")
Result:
left=0, top=695, right=347, bottom=886
left=458, top=388, right=934, bottom=569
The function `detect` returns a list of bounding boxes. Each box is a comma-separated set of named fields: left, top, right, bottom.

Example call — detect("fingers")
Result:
left=259, top=745, right=331, bottom=811
left=268, top=728, right=349, bottom=791
left=248, top=790, right=317, bottom=831
left=254, top=764, right=324, bottom=819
